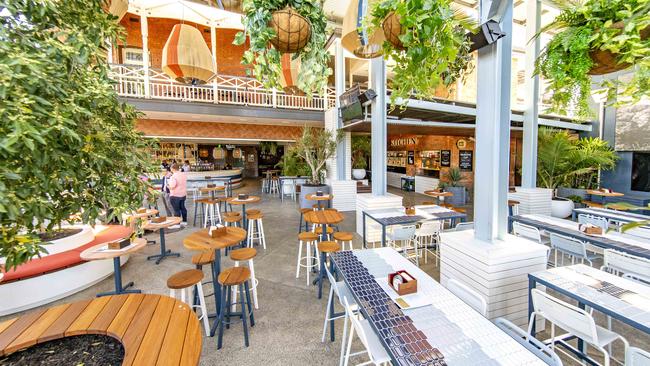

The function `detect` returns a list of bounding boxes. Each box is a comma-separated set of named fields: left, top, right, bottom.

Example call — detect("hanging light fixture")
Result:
left=162, top=24, right=216, bottom=85
left=216, top=0, right=243, bottom=13
left=279, top=53, right=304, bottom=95
left=341, top=0, right=384, bottom=59
left=105, top=0, right=128, bottom=21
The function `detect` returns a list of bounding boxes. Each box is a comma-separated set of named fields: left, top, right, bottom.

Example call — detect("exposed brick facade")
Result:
left=136, top=119, right=304, bottom=141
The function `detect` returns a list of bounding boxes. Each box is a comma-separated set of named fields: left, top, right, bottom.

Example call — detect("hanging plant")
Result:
left=233, top=0, right=331, bottom=97
left=369, top=0, right=476, bottom=106
left=534, top=0, right=650, bottom=119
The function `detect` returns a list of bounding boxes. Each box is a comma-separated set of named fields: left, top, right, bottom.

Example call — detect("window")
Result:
left=121, top=47, right=150, bottom=66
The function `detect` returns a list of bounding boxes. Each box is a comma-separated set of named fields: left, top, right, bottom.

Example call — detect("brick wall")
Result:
left=117, top=14, right=250, bottom=76
left=136, top=119, right=304, bottom=141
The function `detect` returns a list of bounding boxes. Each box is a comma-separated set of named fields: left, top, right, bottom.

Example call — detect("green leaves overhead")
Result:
left=0, top=0, right=156, bottom=270
left=369, top=0, right=475, bottom=106
left=233, top=0, right=331, bottom=97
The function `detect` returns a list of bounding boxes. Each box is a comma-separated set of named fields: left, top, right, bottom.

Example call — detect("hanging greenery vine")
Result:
left=369, top=0, right=476, bottom=106
left=535, top=0, right=650, bottom=119
left=233, top=0, right=332, bottom=97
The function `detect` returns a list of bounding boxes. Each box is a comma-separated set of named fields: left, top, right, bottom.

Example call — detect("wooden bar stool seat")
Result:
left=230, top=247, right=257, bottom=261
left=216, top=267, right=255, bottom=349
left=224, top=211, right=241, bottom=218
left=314, top=226, right=334, bottom=240
left=316, top=241, right=340, bottom=299
left=333, top=232, right=354, bottom=251
left=219, top=266, right=250, bottom=285
left=246, top=209, right=261, bottom=216
left=167, top=269, right=204, bottom=289
left=167, top=269, right=210, bottom=336
left=224, top=214, right=242, bottom=226
left=192, top=250, right=215, bottom=266
left=299, top=232, right=318, bottom=241
left=248, top=212, right=263, bottom=220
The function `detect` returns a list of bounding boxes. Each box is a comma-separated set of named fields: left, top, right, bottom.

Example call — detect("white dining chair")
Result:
left=527, top=289, right=628, bottom=366
left=342, top=296, right=391, bottom=366
left=387, top=225, right=419, bottom=266
left=321, top=264, right=359, bottom=366
left=454, top=221, right=474, bottom=231
left=626, top=347, right=650, bottom=366
left=601, top=249, right=650, bottom=279
left=495, top=318, right=563, bottom=366
left=578, top=214, right=609, bottom=231
left=414, top=221, right=442, bottom=265
left=446, top=278, right=487, bottom=317
left=549, top=233, right=599, bottom=267
left=513, top=221, right=550, bottom=245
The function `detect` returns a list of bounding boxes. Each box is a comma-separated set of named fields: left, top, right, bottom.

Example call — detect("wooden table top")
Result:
left=305, top=193, right=332, bottom=201
left=227, top=196, right=261, bottom=205
left=183, top=227, right=247, bottom=251
left=587, top=190, right=624, bottom=197
left=125, top=209, right=159, bottom=219
left=508, top=200, right=520, bottom=206
left=304, top=210, right=345, bottom=225
left=0, top=294, right=202, bottom=365
left=80, top=238, right=146, bottom=261
left=199, top=186, right=225, bottom=193
left=143, top=216, right=182, bottom=231
left=423, top=190, right=453, bottom=197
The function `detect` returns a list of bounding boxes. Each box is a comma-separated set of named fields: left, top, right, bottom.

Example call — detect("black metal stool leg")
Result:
left=244, top=281, right=255, bottom=327
left=318, top=252, right=325, bottom=299
left=217, top=286, right=226, bottom=349
left=240, top=285, right=250, bottom=347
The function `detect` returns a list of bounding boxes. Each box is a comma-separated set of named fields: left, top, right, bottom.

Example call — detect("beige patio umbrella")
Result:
left=162, top=24, right=216, bottom=84
left=341, top=0, right=384, bottom=59
left=279, top=53, right=304, bottom=95
left=106, top=0, right=128, bottom=21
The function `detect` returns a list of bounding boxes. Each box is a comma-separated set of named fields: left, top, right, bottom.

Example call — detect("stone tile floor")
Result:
left=1, top=179, right=648, bottom=365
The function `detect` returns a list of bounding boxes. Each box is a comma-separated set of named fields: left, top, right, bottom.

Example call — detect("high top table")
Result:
left=305, top=193, right=333, bottom=209
left=423, top=190, right=453, bottom=205
left=143, top=216, right=182, bottom=264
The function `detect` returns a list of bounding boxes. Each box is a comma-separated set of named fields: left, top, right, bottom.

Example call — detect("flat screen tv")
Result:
left=631, top=152, right=650, bottom=192
left=339, top=86, right=363, bottom=123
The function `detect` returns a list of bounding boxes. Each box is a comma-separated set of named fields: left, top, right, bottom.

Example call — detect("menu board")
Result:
left=441, top=150, right=451, bottom=167
left=459, top=150, right=473, bottom=171
left=407, top=151, right=415, bottom=165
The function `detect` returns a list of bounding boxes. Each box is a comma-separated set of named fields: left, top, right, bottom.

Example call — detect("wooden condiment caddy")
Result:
left=405, top=207, right=416, bottom=216
left=136, top=208, right=147, bottom=214
left=579, top=224, right=603, bottom=235
left=108, top=238, right=131, bottom=250
left=152, top=216, right=167, bottom=224
left=388, top=270, right=417, bottom=296
left=210, top=226, right=228, bottom=238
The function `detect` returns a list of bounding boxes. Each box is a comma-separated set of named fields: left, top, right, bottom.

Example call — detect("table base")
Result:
left=97, top=257, right=141, bottom=297
left=147, top=229, right=181, bottom=265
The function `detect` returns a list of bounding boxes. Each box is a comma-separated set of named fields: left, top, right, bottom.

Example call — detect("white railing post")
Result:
left=323, top=86, right=328, bottom=111
left=140, top=10, right=150, bottom=99
left=272, top=88, right=277, bottom=108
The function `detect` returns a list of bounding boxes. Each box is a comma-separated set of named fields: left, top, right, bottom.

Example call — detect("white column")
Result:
left=474, top=0, right=513, bottom=241
left=369, top=57, right=387, bottom=196
left=140, top=10, right=150, bottom=98
left=521, top=0, right=541, bottom=188
left=335, top=39, right=348, bottom=180
left=211, top=25, right=218, bottom=104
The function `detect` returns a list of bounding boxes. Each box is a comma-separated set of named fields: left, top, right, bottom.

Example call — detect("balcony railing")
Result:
left=109, top=64, right=337, bottom=111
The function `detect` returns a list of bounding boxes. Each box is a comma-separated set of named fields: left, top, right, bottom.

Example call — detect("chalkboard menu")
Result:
left=441, top=150, right=451, bottom=167
left=459, top=150, right=473, bottom=171
left=407, top=151, right=414, bottom=165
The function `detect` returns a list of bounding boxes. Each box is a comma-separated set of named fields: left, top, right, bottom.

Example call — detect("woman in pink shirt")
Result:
left=167, top=163, right=188, bottom=225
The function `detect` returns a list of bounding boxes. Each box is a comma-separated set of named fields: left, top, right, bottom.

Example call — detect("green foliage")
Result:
left=536, top=128, right=618, bottom=190
left=259, top=141, right=278, bottom=156
left=535, top=0, right=650, bottom=119
left=351, top=135, right=371, bottom=170
left=233, top=0, right=331, bottom=97
left=0, top=0, right=155, bottom=270
left=444, top=167, right=464, bottom=187
left=293, top=126, right=343, bottom=185
left=567, top=195, right=584, bottom=203
left=275, top=147, right=310, bottom=176
left=369, top=0, right=475, bottom=106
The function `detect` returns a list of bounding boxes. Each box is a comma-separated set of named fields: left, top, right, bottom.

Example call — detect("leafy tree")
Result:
left=293, top=126, right=342, bottom=185
left=0, top=0, right=155, bottom=270
left=351, top=135, right=371, bottom=170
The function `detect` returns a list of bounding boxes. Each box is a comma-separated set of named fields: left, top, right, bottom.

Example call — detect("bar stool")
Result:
left=230, top=247, right=259, bottom=309
left=314, top=226, right=334, bottom=241
left=296, top=232, right=319, bottom=286
left=316, top=241, right=340, bottom=299
left=333, top=232, right=354, bottom=251
left=203, top=199, right=221, bottom=228
left=269, top=176, right=280, bottom=194
left=223, top=214, right=242, bottom=228
left=193, top=198, right=211, bottom=227
left=299, top=208, right=312, bottom=233
left=217, top=266, right=255, bottom=349
left=191, top=250, right=215, bottom=305
left=246, top=212, right=266, bottom=250
left=167, top=269, right=210, bottom=336
left=246, top=209, right=260, bottom=216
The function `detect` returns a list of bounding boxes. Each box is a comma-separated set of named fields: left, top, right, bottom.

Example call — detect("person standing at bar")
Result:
left=167, top=163, right=188, bottom=227
left=182, top=160, right=191, bottom=172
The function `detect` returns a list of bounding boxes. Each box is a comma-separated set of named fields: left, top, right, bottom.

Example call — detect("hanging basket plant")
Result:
left=369, top=0, right=476, bottom=106
left=233, top=0, right=331, bottom=97
left=534, top=0, right=650, bottom=120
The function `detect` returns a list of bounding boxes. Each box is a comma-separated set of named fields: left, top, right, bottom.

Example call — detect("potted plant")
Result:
left=534, top=0, right=650, bottom=119
left=536, top=128, right=618, bottom=218
left=369, top=0, right=475, bottom=106
left=441, top=167, right=467, bottom=206
left=293, top=126, right=343, bottom=208
left=233, top=0, right=331, bottom=97
left=351, top=135, right=371, bottom=180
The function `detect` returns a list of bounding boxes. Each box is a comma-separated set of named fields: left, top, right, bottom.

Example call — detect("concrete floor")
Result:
left=2, top=179, right=648, bottom=365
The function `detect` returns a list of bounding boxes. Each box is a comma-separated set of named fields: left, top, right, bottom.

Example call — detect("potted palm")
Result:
left=293, top=126, right=343, bottom=208
left=351, top=135, right=371, bottom=180
left=441, top=167, right=467, bottom=206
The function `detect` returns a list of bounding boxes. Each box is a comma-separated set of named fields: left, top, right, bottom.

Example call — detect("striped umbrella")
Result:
left=279, top=53, right=304, bottom=95
left=162, top=24, right=216, bottom=85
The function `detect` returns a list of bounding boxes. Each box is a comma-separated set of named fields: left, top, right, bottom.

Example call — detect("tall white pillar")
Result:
left=521, top=0, right=541, bottom=188
left=335, top=39, right=348, bottom=180
left=140, top=10, right=150, bottom=98
left=369, top=57, right=387, bottom=196
left=473, top=0, right=513, bottom=241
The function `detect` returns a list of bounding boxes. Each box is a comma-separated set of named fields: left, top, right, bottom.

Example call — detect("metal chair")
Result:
left=446, top=278, right=487, bottom=316
left=454, top=221, right=474, bottom=231
left=321, top=264, right=359, bottom=366
left=601, top=249, right=650, bottom=279
left=626, top=347, right=650, bottom=366
left=387, top=225, right=418, bottom=265
left=414, top=221, right=442, bottom=265
left=495, top=318, right=563, bottom=366
left=342, top=296, right=391, bottom=366
left=578, top=214, right=609, bottom=231
left=549, top=233, right=599, bottom=267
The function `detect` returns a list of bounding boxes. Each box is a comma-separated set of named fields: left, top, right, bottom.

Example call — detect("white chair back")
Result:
left=324, top=263, right=343, bottom=299
left=513, top=222, right=543, bottom=243
left=530, top=289, right=598, bottom=344
left=578, top=214, right=608, bottom=231
left=602, top=249, right=650, bottom=279
left=495, top=318, right=563, bottom=366
left=550, top=233, right=587, bottom=259
left=455, top=222, right=474, bottom=231
left=389, top=225, right=416, bottom=241
left=343, top=296, right=371, bottom=354
left=416, top=221, right=442, bottom=236
left=446, top=278, right=487, bottom=316
left=626, top=347, right=650, bottom=366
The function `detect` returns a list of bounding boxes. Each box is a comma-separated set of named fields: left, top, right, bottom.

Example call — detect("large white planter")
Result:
left=352, top=169, right=366, bottom=180
left=551, top=198, right=575, bottom=218
left=44, top=225, right=95, bottom=256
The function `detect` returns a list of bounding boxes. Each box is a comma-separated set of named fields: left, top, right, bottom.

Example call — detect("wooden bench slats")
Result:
left=179, top=311, right=202, bottom=366
left=89, top=294, right=130, bottom=334
left=131, top=295, right=176, bottom=366
left=106, top=294, right=145, bottom=339
left=121, top=295, right=162, bottom=366
left=0, top=318, right=18, bottom=335
left=65, top=296, right=112, bottom=336
left=38, top=299, right=92, bottom=343
left=4, top=304, right=70, bottom=354
left=156, top=303, right=191, bottom=366
left=0, top=308, right=47, bottom=356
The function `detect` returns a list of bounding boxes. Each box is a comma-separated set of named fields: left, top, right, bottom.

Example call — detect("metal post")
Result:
left=335, top=39, right=347, bottom=181
left=369, top=57, right=387, bottom=196
left=211, top=25, right=219, bottom=104
left=474, top=0, right=513, bottom=241
left=521, top=0, right=541, bottom=188
left=140, top=10, right=150, bottom=99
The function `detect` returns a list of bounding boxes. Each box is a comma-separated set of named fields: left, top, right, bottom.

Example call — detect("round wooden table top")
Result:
left=227, top=196, right=261, bottom=205
left=305, top=193, right=333, bottom=201
left=423, top=190, right=453, bottom=197
left=183, top=227, right=247, bottom=251
left=126, top=208, right=159, bottom=219
left=587, top=190, right=624, bottom=197
left=199, top=186, right=225, bottom=193
left=142, top=216, right=182, bottom=231
left=80, top=238, right=147, bottom=261
left=304, top=210, right=345, bottom=225
left=508, top=200, right=520, bottom=206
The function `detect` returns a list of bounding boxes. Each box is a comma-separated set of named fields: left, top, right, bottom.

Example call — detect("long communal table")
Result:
left=331, top=248, right=547, bottom=366
left=363, top=205, right=466, bottom=248
left=510, top=214, right=650, bottom=259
